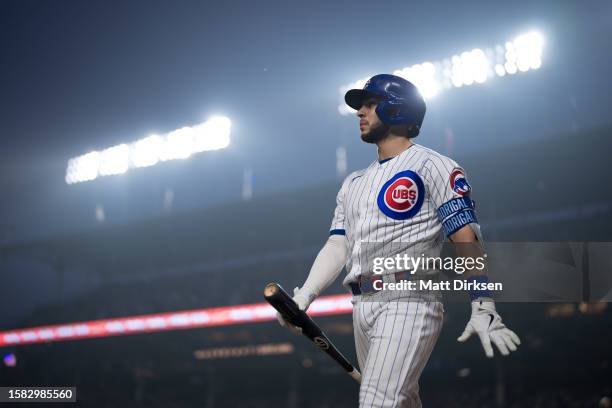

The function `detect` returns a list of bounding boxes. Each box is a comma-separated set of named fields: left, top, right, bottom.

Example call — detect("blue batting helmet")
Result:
left=344, top=74, right=426, bottom=134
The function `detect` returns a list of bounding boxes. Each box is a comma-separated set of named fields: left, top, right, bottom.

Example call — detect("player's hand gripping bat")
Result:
left=264, top=282, right=361, bottom=383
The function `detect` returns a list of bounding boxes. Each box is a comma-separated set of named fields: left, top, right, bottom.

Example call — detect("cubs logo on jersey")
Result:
left=450, top=168, right=471, bottom=196
left=377, top=170, right=425, bottom=220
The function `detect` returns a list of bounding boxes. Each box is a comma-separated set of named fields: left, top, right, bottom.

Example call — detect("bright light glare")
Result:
left=65, top=151, right=100, bottom=184
left=451, top=49, right=490, bottom=87
left=468, top=49, right=489, bottom=84
left=193, top=116, right=231, bottom=152
left=339, top=30, right=545, bottom=115
left=512, top=31, right=544, bottom=71
left=504, top=61, right=518, bottom=75
left=494, top=64, right=506, bottom=77
left=394, top=62, right=440, bottom=98
left=163, top=126, right=196, bottom=161
left=131, top=135, right=164, bottom=168
left=66, top=116, right=232, bottom=184
left=98, top=144, right=130, bottom=176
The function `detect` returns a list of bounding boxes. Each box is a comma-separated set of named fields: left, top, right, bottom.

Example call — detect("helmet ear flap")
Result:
left=407, top=124, right=420, bottom=138
left=376, top=101, right=421, bottom=138
left=375, top=100, right=405, bottom=126
left=376, top=100, right=400, bottom=125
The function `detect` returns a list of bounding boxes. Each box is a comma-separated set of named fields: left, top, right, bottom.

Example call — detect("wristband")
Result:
left=466, top=275, right=492, bottom=301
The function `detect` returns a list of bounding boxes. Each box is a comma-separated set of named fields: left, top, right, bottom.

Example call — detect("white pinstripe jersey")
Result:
left=329, top=143, right=477, bottom=288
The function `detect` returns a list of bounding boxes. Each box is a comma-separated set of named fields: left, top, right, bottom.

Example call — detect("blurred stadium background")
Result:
left=1, top=1, right=611, bottom=407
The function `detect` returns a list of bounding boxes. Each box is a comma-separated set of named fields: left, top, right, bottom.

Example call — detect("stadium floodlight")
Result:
left=465, top=48, right=489, bottom=84
left=130, top=135, right=164, bottom=168
left=98, top=144, right=130, bottom=176
left=494, top=64, right=506, bottom=77
left=504, top=60, right=518, bottom=75
left=450, top=50, right=490, bottom=86
left=512, top=31, right=544, bottom=71
left=450, top=55, right=465, bottom=88
left=193, top=116, right=231, bottom=152
left=65, top=151, right=100, bottom=184
left=339, top=29, right=545, bottom=114
left=393, top=62, right=441, bottom=99
left=65, top=116, right=232, bottom=184
left=163, top=126, right=196, bottom=161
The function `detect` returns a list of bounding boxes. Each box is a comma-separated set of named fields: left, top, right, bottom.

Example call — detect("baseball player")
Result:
left=277, top=74, right=520, bottom=407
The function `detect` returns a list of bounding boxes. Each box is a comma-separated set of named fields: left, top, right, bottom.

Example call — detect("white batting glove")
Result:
left=457, top=299, right=521, bottom=358
left=276, top=287, right=315, bottom=335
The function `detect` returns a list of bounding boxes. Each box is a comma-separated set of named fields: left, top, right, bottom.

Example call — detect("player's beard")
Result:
left=361, top=121, right=390, bottom=144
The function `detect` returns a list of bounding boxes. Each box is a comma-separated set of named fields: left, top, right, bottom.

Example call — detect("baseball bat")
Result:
left=263, top=282, right=361, bottom=383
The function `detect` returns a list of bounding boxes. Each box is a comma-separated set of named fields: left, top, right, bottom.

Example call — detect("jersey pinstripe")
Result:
left=330, top=143, right=470, bottom=288
left=331, top=143, right=473, bottom=407
left=353, top=300, right=443, bottom=407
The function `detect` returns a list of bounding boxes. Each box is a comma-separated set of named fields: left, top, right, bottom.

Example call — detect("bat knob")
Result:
left=264, top=282, right=281, bottom=298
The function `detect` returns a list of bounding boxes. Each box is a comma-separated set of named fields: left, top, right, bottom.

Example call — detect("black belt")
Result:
left=349, top=271, right=414, bottom=295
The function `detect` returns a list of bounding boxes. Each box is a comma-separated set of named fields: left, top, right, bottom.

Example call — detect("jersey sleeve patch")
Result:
left=449, top=168, right=471, bottom=196
left=329, top=229, right=346, bottom=236
left=437, top=196, right=477, bottom=236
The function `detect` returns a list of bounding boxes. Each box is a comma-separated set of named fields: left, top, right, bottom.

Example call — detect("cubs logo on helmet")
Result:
left=450, top=168, right=471, bottom=196
left=377, top=170, right=425, bottom=220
